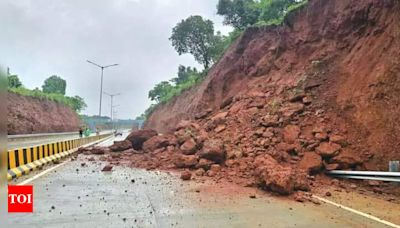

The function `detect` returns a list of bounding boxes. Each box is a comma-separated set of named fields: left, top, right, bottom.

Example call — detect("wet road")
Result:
left=7, top=131, right=115, bottom=150
left=8, top=134, right=81, bottom=150
left=8, top=135, right=392, bottom=227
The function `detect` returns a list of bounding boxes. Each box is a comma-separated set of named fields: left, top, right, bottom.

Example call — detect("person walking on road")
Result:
left=79, top=127, right=83, bottom=138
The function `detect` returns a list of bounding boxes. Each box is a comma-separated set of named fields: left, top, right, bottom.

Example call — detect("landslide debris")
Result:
left=82, top=0, right=400, bottom=198
left=101, top=84, right=361, bottom=195
left=145, top=0, right=400, bottom=171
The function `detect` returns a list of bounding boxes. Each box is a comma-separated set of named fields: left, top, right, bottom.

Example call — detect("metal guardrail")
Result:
left=326, top=170, right=400, bottom=182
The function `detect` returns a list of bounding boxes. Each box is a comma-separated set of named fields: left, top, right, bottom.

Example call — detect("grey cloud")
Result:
left=0, top=0, right=231, bottom=119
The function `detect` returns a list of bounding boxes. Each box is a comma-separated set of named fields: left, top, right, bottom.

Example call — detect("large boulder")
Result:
left=109, top=140, right=132, bottom=152
left=316, top=142, right=341, bottom=158
left=180, top=138, right=198, bottom=155
left=254, top=155, right=295, bottom=195
left=293, top=170, right=310, bottom=191
left=174, top=155, right=199, bottom=168
left=264, top=166, right=295, bottom=195
left=142, top=135, right=170, bottom=153
left=198, top=139, right=225, bottom=163
left=298, top=152, right=322, bottom=174
left=126, top=129, right=158, bottom=150
left=330, top=149, right=362, bottom=169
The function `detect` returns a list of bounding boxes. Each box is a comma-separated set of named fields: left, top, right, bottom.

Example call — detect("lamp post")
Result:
left=87, top=60, right=118, bottom=116
left=103, top=92, right=121, bottom=121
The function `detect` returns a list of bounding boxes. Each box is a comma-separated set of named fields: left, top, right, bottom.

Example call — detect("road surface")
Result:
left=7, top=131, right=115, bottom=150
left=8, top=134, right=397, bottom=227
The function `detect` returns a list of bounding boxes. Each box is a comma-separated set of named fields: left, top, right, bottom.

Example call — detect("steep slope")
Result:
left=146, top=0, right=400, bottom=171
left=8, top=92, right=81, bottom=134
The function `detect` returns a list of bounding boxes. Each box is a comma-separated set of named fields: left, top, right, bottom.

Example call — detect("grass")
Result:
left=8, top=87, right=78, bottom=111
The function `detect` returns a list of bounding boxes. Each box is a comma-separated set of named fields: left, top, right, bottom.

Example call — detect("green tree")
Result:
left=68, top=96, right=87, bottom=113
left=217, top=0, right=260, bottom=29
left=258, top=0, right=301, bottom=24
left=170, top=65, right=199, bottom=85
left=7, top=75, right=22, bottom=88
left=148, top=81, right=174, bottom=102
left=42, top=75, right=66, bottom=95
left=170, top=15, right=218, bottom=69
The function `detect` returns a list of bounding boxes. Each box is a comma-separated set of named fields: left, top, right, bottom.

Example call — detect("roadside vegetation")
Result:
left=7, top=72, right=87, bottom=113
left=140, top=0, right=308, bottom=119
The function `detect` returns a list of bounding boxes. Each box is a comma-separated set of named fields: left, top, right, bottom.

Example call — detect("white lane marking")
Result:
left=313, top=195, right=400, bottom=228
left=18, top=162, right=67, bottom=186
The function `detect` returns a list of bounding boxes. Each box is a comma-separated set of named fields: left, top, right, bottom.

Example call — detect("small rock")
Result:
left=310, top=198, right=321, bottom=205
left=210, top=164, right=221, bottom=172
left=195, top=168, right=205, bottom=176
left=101, top=165, right=113, bottom=172
left=316, top=142, right=341, bottom=158
left=180, top=171, right=192, bottom=180
left=214, top=125, right=227, bottom=133
left=367, top=180, right=380, bottom=187
left=325, top=192, right=332, bottom=197
left=282, top=125, right=301, bottom=144
left=315, top=132, right=328, bottom=141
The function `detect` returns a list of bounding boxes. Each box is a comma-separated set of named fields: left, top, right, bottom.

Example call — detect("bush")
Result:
left=8, top=87, right=86, bottom=113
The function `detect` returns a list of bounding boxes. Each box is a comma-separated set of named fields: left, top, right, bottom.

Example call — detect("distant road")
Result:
left=7, top=130, right=115, bottom=150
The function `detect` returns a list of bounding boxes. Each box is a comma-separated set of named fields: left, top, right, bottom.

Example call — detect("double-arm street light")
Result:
left=87, top=60, right=119, bottom=117
left=103, top=92, right=121, bottom=121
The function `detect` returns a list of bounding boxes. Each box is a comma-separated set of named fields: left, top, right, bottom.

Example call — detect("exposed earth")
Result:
left=8, top=92, right=81, bottom=134
left=146, top=0, right=400, bottom=171
left=83, top=0, right=400, bottom=200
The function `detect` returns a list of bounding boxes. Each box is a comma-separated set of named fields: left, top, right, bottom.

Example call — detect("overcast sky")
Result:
left=0, top=0, right=232, bottom=119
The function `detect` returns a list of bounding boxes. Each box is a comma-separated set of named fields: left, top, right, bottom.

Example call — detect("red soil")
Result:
left=145, top=0, right=400, bottom=171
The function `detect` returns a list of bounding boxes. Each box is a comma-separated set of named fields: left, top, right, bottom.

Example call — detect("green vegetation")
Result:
left=42, top=75, right=66, bottom=95
left=7, top=75, right=22, bottom=88
left=142, top=0, right=308, bottom=119
left=148, top=66, right=205, bottom=104
left=217, top=0, right=308, bottom=28
left=7, top=72, right=87, bottom=113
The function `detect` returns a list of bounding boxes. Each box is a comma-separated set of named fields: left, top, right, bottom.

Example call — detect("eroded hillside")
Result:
left=8, top=92, right=81, bottom=134
left=145, top=0, right=400, bottom=171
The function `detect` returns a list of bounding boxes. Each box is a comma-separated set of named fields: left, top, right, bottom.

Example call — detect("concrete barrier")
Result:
left=7, top=133, right=112, bottom=180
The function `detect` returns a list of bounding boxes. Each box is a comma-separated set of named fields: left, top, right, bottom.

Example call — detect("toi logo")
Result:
left=8, top=185, right=33, bottom=213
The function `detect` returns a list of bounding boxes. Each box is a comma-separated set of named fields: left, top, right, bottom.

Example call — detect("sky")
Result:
left=0, top=0, right=232, bottom=119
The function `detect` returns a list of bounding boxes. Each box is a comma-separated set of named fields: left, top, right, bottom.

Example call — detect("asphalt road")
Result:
left=8, top=134, right=82, bottom=150
left=7, top=131, right=114, bottom=150
left=7, top=134, right=392, bottom=228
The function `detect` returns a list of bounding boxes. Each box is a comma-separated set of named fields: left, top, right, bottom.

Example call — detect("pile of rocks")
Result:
left=89, top=85, right=364, bottom=196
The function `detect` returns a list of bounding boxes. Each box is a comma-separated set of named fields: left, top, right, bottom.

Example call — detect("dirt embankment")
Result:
left=8, top=92, right=81, bottom=134
left=145, top=0, right=400, bottom=170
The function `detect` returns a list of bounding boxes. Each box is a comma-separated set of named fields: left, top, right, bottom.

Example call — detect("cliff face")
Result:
left=8, top=92, right=81, bottom=134
left=146, top=0, right=400, bottom=170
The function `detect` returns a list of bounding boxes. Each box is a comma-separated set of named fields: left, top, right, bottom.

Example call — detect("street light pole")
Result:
left=103, top=91, right=121, bottom=121
left=87, top=60, right=119, bottom=117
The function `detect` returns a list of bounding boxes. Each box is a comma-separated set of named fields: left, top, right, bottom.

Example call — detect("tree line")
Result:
left=141, top=0, right=308, bottom=119
left=7, top=72, right=87, bottom=113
